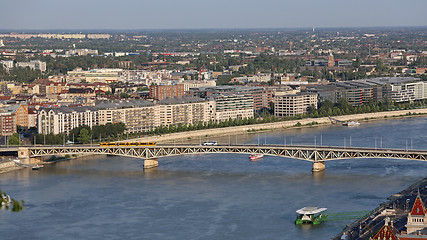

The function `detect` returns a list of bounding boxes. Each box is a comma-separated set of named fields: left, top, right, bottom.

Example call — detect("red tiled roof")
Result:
left=372, top=224, right=398, bottom=240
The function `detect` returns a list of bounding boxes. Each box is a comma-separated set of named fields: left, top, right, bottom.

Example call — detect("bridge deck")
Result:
left=23, top=144, right=427, bottom=162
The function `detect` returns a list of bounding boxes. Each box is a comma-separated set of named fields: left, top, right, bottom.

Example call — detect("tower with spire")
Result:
left=406, top=190, right=427, bottom=234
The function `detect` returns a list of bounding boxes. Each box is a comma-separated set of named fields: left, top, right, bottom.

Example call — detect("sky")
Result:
left=1, top=0, right=426, bottom=30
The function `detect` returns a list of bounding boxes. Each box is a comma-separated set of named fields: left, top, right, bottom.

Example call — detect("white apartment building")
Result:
left=157, top=97, right=215, bottom=127
left=65, top=49, right=98, bottom=56
left=274, top=92, right=318, bottom=117
left=385, top=81, right=427, bottom=102
left=38, top=107, right=99, bottom=135
left=96, top=98, right=215, bottom=134
left=0, top=60, right=14, bottom=71
left=16, top=60, right=46, bottom=72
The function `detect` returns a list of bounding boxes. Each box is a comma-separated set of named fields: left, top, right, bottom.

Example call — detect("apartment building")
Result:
left=0, top=113, right=16, bottom=136
left=355, top=77, right=427, bottom=103
left=28, top=108, right=37, bottom=128
left=96, top=98, right=214, bottom=133
left=149, top=84, right=185, bottom=100
left=67, top=68, right=121, bottom=83
left=38, top=107, right=99, bottom=135
left=4, top=104, right=28, bottom=128
left=274, top=92, right=318, bottom=117
left=97, top=100, right=158, bottom=133
left=65, top=49, right=98, bottom=56
left=210, top=94, right=254, bottom=121
left=16, top=60, right=46, bottom=72
left=157, top=97, right=215, bottom=126
left=0, top=60, right=14, bottom=71
left=188, top=86, right=273, bottom=111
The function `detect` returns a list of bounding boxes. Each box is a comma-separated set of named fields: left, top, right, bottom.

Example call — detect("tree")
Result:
left=307, top=104, right=317, bottom=114
left=216, top=75, right=234, bottom=85
left=120, top=93, right=131, bottom=99
left=77, top=128, right=91, bottom=144
left=8, top=133, right=20, bottom=145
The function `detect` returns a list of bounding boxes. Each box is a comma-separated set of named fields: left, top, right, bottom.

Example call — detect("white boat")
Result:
left=295, top=207, right=328, bottom=225
left=249, top=154, right=264, bottom=161
left=343, top=120, right=360, bottom=127
left=1, top=193, right=11, bottom=206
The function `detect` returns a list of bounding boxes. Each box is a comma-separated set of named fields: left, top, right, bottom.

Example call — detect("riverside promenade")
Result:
left=134, top=108, right=427, bottom=144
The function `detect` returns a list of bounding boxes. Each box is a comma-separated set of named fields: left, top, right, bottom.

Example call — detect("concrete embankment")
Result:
left=0, top=160, right=22, bottom=174
left=135, top=108, right=427, bottom=143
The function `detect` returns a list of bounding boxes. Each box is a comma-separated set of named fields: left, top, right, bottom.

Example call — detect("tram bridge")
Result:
left=14, top=144, right=427, bottom=172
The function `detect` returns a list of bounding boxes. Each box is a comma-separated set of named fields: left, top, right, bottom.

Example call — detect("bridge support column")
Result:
left=18, top=148, right=29, bottom=159
left=144, top=159, right=158, bottom=169
left=312, top=161, right=325, bottom=172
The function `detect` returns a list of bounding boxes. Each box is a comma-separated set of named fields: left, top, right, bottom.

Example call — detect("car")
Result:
left=202, top=141, right=218, bottom=146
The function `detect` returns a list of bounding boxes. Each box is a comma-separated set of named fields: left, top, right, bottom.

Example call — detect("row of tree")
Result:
left=29, top=123, right=126, bottom=145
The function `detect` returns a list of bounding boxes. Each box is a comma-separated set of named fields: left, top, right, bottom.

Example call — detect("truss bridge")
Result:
left=15, top=144, right=427, bottom=172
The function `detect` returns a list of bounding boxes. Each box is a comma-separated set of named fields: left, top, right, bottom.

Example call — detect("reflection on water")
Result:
left=312, top=170, right=326, bottom=184
left=0, top=117, right=427, bottom=240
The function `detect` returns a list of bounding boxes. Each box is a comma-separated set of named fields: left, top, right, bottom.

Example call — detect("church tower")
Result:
left=406, top=191, right=427, bottom=234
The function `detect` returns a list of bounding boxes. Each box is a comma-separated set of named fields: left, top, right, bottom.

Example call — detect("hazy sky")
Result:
left=1, top=0, right=426, bottom=30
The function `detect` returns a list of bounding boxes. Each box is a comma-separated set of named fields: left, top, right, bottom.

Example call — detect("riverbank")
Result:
left=332, top=177, right=427, bottom=240
left=0, top=156, right=57, bottom=174
left=0, top=160, right=22, bottom=174
left=133, top=108, right=427, bottom=144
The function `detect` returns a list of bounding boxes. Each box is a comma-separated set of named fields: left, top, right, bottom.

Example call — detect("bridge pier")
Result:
left=144, top=159, right=158, bottom=169
left=18, top=147, right=30, bottom=159
left=312, top=161, right=325, bottom=172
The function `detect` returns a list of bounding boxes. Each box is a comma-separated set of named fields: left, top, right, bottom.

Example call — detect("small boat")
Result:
left=249, top=154, right=264, bottom=161
left=32, top=165, right=43, bottom=170
left=343, top=120, right=360, bottom=127
left=295, top=207, right=327, bottom=225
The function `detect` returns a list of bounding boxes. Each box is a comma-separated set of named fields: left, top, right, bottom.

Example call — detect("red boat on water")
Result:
left=249, top=154, right=264, bottom=161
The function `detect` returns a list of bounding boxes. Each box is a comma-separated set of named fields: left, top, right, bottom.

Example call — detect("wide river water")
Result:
left=1, top=117, right=427, bottom=240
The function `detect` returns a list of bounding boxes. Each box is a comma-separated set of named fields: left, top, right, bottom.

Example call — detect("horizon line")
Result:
left=1, top=25, right=427, bottom=33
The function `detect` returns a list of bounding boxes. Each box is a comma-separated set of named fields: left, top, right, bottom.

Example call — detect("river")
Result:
left=0, top=117, right=426, bottom=240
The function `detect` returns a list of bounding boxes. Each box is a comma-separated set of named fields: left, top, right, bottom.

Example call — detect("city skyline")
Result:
left=1, top=0, right=427, bottom=30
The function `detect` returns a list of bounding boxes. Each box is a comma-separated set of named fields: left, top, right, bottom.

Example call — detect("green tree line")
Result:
left=30, top=122, right=126, bottom=145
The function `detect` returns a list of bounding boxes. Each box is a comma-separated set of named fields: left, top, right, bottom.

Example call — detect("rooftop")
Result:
left=95, top=100, right=154, bottom=109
